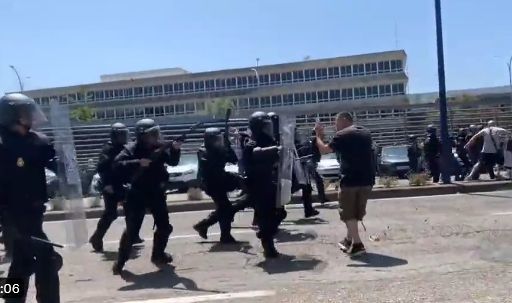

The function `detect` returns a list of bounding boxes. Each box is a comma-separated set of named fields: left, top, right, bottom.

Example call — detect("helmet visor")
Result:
left=18, top=103, right=47, bottom=128
left=262, top=121, right=274, bottom=139
left=112, top=129, right=129, bottom=145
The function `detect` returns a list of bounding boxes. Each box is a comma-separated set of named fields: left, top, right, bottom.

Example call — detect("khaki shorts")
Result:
left=337, top=186, right=373, bottom=222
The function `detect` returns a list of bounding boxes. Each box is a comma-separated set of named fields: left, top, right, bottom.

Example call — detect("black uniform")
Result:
left=112, top=119, right=180, bottom=274
left=0, top=93, right=60, bottom=303
left=407, top=135, right=421, bottom=173
left=455, top=129, right=471, bottom=178
left=89, top=123, right=133, bottom=252
left=423, top=126, right=441, bottom=183
left=294, top=140, right=320, bottom=217
left=304, top=132, right=327, bottom=203
left=193, top=128, right=245, bottom=243
left=243, top=112, right=281, bottom=258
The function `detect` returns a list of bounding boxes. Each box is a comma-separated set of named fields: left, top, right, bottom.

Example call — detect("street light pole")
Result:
left=251, top=68, right=260, bottom=86
left=507, top=56, right=512, bottom=105
left=434, top=0, right=452, bottom=184
left=9, top=65, right=24, bottom=92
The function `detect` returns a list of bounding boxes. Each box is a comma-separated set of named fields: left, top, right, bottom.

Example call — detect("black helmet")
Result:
left=134, top=118, right=160, bottom=140
left=0, top=93, right=46, bottom=128
left=204, top=127, right=223, bottom=150
left=249, top=111, right=273, bottom=140
left=408, top=134, right=418, bottom=141
left=110, top=122, right=129, bottom=145
left=426, top=124, right=437, bottom=134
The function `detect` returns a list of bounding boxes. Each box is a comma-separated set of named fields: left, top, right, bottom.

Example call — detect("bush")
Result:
left=408, top=173, right=429, bottom=186
left=379, top=176, right=399, bottom=188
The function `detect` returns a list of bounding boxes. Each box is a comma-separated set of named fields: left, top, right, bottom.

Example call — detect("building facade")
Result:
left=22, top=50, right=408, bottom=124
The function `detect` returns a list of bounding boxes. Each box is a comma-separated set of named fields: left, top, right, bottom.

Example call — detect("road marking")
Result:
left=491, top=212, right=512, bottom=216
left=120, top=290, right=276, bottom=303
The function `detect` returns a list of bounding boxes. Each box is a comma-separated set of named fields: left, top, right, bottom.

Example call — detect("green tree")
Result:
left=206, top=98, right=234, bottom=119
left=71, top=106, right=95, bottom=122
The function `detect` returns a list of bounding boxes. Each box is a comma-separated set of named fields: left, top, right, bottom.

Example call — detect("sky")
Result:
left=1, top=0, right=511, bottom=94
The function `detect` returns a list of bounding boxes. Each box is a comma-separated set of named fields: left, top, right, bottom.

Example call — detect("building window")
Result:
left=59, top=95, right=68, bottom=104
left=306, top=92, right=317, bottom=104
left=205, top=80, right=215, bottom=91
left=354, top=87, right=366, bottom=99
left=317, top=91, right=329, bottom=103
left=342, top=88, right=353, bottom=101
left=316, top=68, right=328, bottom=80
left=104, top=90, right=114, bottom=100
left=143, top=86, right=153, bottom=97
left=67, top=93, right=77, bottom=103
left=340, top=65, right=352, bottom=77
left=185, top=103, right=195, bottom=114
left=248, top=97, right=259, bottom=109
left=164, top=84, right=173, bottom=95
left=125, top=108, right=135, bottom=118
left=165, top=105, right=174, bottom=115
left=196, top=102, right=205, bottom=112
left=247, top=75, right=257, bottom=87
left=174, top=83, right=184, bottom=94
left=155, top=106, right=164, bottom=117
left=380, top=109, right=392, bottom=118
left=175, top=104, right=185, bottom=115
left=378, top=61, right=391, bottom=73
left=271, top=95, right=282, bottom=107
left=86, top=92, right=95, bottom=102
left=96, top=110, right=106, bottom=120
left=292, top=70, right=304, bottom=83
left=144, top=106, right=154, bottom=116
left=112, top=89, right=122, bottom=99
left=237, top=76, right=248, bottom=88
left=304, top=69, right=316, bottom=81
left=365, top=63, right=377, bottom=75
left=379, top=85, right=392, bottom=97
left=329, top=90, right=341, bottom=101
left=33, top=98, right=41, bottom=105
left=367, top=86, right=378, bottom=98
left=41, top=97, right=50, bottom=105
left=281, top=72, right=292, bottom=83
left=135, top=108, right=144, bottom=118
left=391, top=60, right=403, bottom=72
left=124, top=88, right=133, bottom=98
left=353, top=64, right=365, bottom=76
left=260, top=96, right=271, bottom=108
left=216, top=79, right=226, bottom=90
left=184, top=82, right=194, bottom=93
left=294, top=93, right=305, bottom=105
left=106, top=109, right=115, bottom=119
left=115, top=108, right=125, bottom=119
left=270, top=73, right=281, bottom=84
left=259, top=74, right=270, bottom=86
left=392, top=83, right=405, bottom=95
left=283, top=94, right=294, bottom=106
left=328, top=67, right=340, bottom=79
left=238, top=98, right=249, bottom=109
left=194, top=81, right=205, bottom=92
left=226, top=77, right=236, bottom=89
left=153, top=85, right=163, bottom=96
left=134, top=87, right=143, bottom=97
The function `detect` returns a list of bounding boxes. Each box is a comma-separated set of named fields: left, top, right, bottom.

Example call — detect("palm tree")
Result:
left=206, top=98, right=234, bottom=119
left=71, top=106, right=95, bottom=122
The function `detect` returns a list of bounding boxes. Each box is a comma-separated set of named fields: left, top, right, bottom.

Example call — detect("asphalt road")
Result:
left=2, top=191, right=512, bottom=303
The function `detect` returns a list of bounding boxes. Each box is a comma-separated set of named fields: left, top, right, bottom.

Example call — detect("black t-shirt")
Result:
left=328, top=125, right=375, bottom=187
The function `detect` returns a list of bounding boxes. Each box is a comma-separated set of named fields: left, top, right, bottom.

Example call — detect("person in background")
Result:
left=423, top=125, right=441, bottom=183
left=407, top=135, right=421, bottom=174
left=466, top=124, right=482, bottom=166
left=314, top=112, right=375, bottom=257
left=465, top=120, right=510, bottom=180
left=307, top=130, right=328, bottom=203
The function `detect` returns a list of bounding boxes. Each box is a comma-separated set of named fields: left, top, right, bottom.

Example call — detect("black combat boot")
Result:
left=112, top=261, right=124, bottom=275
left=89, top=233, right=103, bottom=252
left=193, top=212, right=218, bottom=239
left=262, top=239, right=279, bottom=259
left=151, top=252, right=174, bottom=266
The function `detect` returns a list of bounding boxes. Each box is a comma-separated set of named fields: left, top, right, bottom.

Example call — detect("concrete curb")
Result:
left=43, top=181, right=512, bottom=222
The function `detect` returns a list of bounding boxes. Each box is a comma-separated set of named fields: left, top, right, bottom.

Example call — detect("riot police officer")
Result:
left=423, top=125, right=441, bottom=183
left=193, top=128, right=245, bottom=243
left=243, top=112, right=282, bottom=258
left=455, top=128, right=471, bottom=178
left=112, top=119, right=181, bottom=275
left=89, top=123, right=143, bottom=252
left=407, top=135, right=420, bottom=173
left=0, top=93, right=61, bottom=302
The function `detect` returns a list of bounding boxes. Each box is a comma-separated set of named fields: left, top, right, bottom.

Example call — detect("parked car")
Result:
left=167, top=154, right=198, bottom=193
left=316, top=153, right=340, bottom=181
left=378, top=145, right=410, bottom=178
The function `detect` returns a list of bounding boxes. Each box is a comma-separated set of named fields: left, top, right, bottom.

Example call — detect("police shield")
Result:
left=276, top=116, right=295, bottom=207
left=293, top=147, right=310, bottom=186
left=49, top=101, right=88, bottom=248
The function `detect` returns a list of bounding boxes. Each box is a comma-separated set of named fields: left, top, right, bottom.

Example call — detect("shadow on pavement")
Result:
left=283, top=217, right=329, bottom=226
left=256, top=254, right=326, bottom=275
left=208, top=241, right=254, bottom=255
left=101, top=246, right=144, bottom=262
left=276, top=229, right=317, bottom=243
left=347, top=252, right=408, bottom=268
left=118, top=264, right=221, bottom=293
